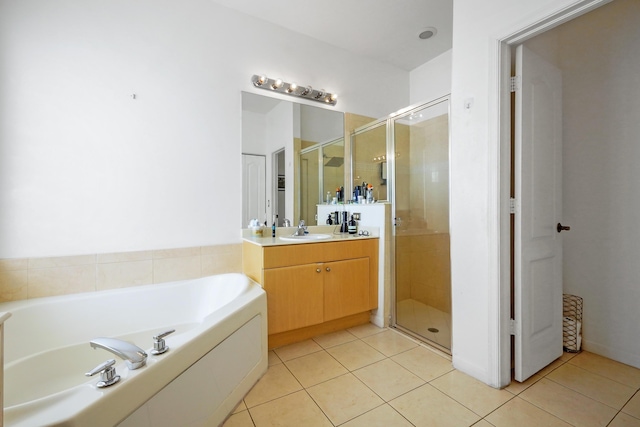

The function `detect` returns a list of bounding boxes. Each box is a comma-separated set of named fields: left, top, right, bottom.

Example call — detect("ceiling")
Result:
left=211, top=0, right=453, bottom=71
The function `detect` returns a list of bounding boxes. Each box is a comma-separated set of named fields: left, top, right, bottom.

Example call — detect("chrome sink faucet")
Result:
left=90, top=337, right=148, bottom=370
left=294, top=220, right=307, bottom=236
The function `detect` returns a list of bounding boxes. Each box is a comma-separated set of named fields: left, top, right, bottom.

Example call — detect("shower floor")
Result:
left=396, top=298, right=451, bottom=350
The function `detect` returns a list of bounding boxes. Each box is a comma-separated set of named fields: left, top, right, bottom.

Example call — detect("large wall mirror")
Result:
left=242, top=92, right=344, bottom=227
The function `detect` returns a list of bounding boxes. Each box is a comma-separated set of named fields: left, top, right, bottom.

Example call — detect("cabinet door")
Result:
left=263, top=263, right=324, bottom=334
left=323, top=258, right=370, bottom=321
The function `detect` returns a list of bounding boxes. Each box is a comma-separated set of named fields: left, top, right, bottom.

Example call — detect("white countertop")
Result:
left=242, top=225, right=379, bottom=247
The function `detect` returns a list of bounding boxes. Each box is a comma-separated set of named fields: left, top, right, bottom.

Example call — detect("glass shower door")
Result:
left=393, top=99, right=451, bottom=351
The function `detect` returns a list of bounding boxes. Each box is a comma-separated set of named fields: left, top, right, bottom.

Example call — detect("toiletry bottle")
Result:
left=326, top=191, right=331, bottom=204
left=340, top=211, right=349, bottom=233
left=272, top=215, right=276, bottom=237
left=326, top=214, right=333, bottom=225
left=348, top=215, right=357, bottom=234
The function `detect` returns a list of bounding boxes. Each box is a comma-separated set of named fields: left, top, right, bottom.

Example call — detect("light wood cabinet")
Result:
left=242, top=238, right=378, bottom=347
left=263, top=263, right=324, bottom=334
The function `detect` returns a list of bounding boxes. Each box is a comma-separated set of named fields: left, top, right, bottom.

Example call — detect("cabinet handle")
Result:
left=316, top=268, right=321, bottom=273
left=326, top=267, right=331, bottom=272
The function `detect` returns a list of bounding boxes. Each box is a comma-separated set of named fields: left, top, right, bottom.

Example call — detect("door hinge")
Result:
left=510, top=76, right=521, bottom=92
left=509, top=197, right=517, bottom=214
left=509, top=318, right=517, bottom=335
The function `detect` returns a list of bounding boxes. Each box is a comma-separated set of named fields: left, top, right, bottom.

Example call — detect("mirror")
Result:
left=242, top=92, right=344, bottom=227
left=352, top=122, right=388, bottom=201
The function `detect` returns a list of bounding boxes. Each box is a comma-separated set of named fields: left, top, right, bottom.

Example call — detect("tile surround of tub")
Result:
left=0, top=244, right=243, bottom=302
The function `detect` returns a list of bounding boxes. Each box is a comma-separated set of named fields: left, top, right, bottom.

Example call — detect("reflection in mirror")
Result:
left=322, top=138, right=344, bottom=203
left=352, top=123, right=388, bottom=201
left=241, top=92, right=344, bottom=226
left=299, top=147, right=320, bottom=225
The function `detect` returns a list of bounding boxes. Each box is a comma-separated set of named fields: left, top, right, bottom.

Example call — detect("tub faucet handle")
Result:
left=85, top=359, right=120, bottom=388
left=152, top=329, right=175, bottom=355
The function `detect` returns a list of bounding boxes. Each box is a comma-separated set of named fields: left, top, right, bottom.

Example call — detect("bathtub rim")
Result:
left=2, top=273, right=268, bottom=427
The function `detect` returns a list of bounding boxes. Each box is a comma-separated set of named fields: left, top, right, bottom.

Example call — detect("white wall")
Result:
left=409, top=49, right=452, bottom=105
left=554, top=0, right=640, bottom=368
left=449, top=0, right=611, bottom=387
left=0, top=0, right=409, bottom=259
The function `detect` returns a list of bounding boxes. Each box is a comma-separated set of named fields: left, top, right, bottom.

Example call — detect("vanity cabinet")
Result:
left=242, top=238, right=378, bottom=347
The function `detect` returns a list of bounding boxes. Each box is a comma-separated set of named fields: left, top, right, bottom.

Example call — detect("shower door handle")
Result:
left=557, top=223, right=571, bottom=233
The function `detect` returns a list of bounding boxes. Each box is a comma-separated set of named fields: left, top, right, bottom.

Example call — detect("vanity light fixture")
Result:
left=251, top=74, right=338, bottom=106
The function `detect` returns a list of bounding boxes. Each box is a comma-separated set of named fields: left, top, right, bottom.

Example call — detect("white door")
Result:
left=514, top=45, right=564, bottom=382
left=242, top=154, right=266, bottom=227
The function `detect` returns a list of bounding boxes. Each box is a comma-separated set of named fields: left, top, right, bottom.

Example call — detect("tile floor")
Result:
left=223, top=324, right=640, bottom=427
left=396, top=298, right=452, bottom=349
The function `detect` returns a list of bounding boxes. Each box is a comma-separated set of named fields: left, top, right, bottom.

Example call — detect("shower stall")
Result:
left=351, top=96, right=451, bottom=352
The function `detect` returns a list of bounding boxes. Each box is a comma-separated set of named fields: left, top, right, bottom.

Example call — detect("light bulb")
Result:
left=253, top=75, right=268, bottom=87
left=286, top=82, right=298, bottom=93
left=271, top=78, right=283, bottom=90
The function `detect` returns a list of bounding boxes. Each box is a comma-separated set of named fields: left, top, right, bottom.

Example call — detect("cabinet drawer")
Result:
left=263, top=239, right=377, bottom=268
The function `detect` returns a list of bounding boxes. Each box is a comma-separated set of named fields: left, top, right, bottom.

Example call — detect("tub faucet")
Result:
left=90, top=337, right=148, bottom=370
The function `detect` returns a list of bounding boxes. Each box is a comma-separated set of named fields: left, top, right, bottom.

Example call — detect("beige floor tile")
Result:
left=273, top=339, right=323, bottom=362
left=222, top=410, right=255, bottom=427
left=520, top=378, right=617, bottom=427
left=243, top=364, right=302, bottom=408
left=431, top=370, right=513, bottom=417
left=560, top=350, right=579, bottom=362
left=389, top=384, right=480, bottom=427
left=391, top=346, right=453, bottom=381
left=505, top=373, right=542, bottom=395
left=537, top=358, right=565, bottom=376
left=361, top=330, right=418, bottom=357
left=347, top=323, right=386, bottom=338
left=547, top=363, right=636, bottom=409
left=232, top=400, right=247, bottom=414
left=326, top=339, right=386, bottom=371
left=471, top=420, right=495, bottom=427
left=623, top=391, right=640, bottom=419
left=307, top=373, right=384, bottom=425
left=267, top=350, right=282, bottom=366
left=312, top=329, right=357, bottom=349
left=609, top=412, right=640, bottom=427
left=353, top=358, right=425, bottom=401
left=249, top=390, right=332, bottom=427
left=485, top=396, right=572, bottom=427
left=569, top=351, right=640, bottom=388
left=285, top=350, right=348, bottom=388
left=341, top=404, right=413, bottom=427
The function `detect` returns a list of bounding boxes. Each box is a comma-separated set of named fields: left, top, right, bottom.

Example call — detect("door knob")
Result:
left=557, top=223, right=571, bottom=233
left=316, top=268, right=321, bottom=273
left=326, top=267, right=331, bottom=272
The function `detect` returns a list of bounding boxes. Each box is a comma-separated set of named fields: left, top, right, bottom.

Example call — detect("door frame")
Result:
left=493, top=0, right=612, bottom=387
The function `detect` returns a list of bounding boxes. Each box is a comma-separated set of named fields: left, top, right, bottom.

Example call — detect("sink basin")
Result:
left=279, top=234, right=332, bottom=242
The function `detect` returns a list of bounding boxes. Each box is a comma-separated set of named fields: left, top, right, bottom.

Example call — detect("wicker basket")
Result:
left=563, top=294, right=583, bottom=353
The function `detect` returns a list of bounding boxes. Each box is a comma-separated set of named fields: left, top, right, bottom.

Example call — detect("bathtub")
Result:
left=1, top=273, right=268, bottom=427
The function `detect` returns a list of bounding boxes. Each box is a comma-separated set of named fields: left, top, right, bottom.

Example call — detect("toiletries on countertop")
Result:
left=326, top=214, right=333, bottom=225
left=348, top=215, right=357, bottom=234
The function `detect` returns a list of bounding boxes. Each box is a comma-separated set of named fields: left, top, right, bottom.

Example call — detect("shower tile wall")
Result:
left=396, top=233, right=451, bottom=314
left=0, top=243, right=242, bottom=302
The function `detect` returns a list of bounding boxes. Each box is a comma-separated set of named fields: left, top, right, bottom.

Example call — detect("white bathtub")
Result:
left=1, top=273, right=268, bottom=427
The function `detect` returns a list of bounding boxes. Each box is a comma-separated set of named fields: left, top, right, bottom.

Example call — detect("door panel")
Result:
left=263, top=263, right=324, bottom=334
left=514, top=44, right=563, bottom=382
left=242, top=154, right=266, bottom=227
left=323, top=258, right=369, bottom=321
